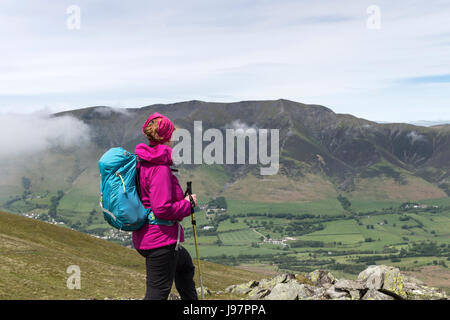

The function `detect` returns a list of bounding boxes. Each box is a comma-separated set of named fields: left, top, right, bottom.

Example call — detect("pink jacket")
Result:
left=132, top=143, right=192, bottom=250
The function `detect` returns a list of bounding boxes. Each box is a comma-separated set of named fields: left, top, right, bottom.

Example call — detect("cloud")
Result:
left=225, top=119, right=258, bottom=132
left=93, top=106, right=131, bottom=117
left=407, top=131, right=427, bottom=144
left=1, top=0, right=450, bottom=122
left=0, top=110, right=91, bottom=157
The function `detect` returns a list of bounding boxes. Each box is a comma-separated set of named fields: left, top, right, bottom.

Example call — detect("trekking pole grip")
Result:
left=185, top=181, right=195, bottom=214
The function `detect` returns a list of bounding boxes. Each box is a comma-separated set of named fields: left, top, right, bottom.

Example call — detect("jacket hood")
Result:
left=135, top=143, right=173, bottom=166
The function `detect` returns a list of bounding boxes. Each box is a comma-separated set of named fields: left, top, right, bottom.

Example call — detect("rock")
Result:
left=248, top=288, right=271, bottom=300
left=381, top=266, right=408, bottom=299
left=331, top=279, right=365, bottom=300
left=297, top=284, right=317, bottom=300
left=225, top=279, right=259, bottom=295
left=358, top=265, right=448, bottom=300
left=168, top=293, right=180, bottom=300
left=257, top=274, right=295, bottom=291
left=358, top=265, right=405, bottom=297
left=358, top=265, right=388, bottom=290
left=358, top=265, right=409, bottom=299
left=236, top=282, right=258, bottom=295
left=196, top=286, right=211, bottom=297
left=349, top=290, right=361, bottom=300
left=334, top=279, right=365, bottom=291
left=307, top=286, right=327, bottom=300
left=264, top=279, right=301, bottom=300
left=361, top=289, right=395, bottom=300
left=307, top=270, right=336, bottom=289
left=220, top=265, right=447, bottom=301
left=325, top=285, right=350, bottom=300
left=224, top=284, right=236, bottom=293
left=402, top=276, right=447, bottom=300
left=295, top=274, right=313, bottom=285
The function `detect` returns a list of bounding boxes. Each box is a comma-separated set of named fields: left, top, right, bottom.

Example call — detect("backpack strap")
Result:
left=135, top=156, right=143, bottom=200
left=135, top=156, right=177, bottom=226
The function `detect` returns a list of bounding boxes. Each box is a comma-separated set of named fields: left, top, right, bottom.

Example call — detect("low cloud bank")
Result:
left=0, top=110, right=91, bottom=157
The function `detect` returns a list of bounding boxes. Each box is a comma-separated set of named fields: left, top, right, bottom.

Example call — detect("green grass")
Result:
left=419, top=197, right=450, bottom=207
left=348, top=199, right=403, bottom=213
left=0, top=210, right=267, bottom=299
left=219, top=229, right=262, bottom=245
left=59, top=189, right=98, bottom=214
left=216, top=219, right=248, bottom=232
left=226, top=198, right=345, bottom=217
left=182, top=243, right=282, bottom=257
left=349, top=197, right=450, bottom=214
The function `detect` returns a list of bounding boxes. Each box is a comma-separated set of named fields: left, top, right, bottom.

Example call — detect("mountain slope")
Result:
left=0, top=210, right=266, bottom=299
left=1, top=99, right=449, bottom=235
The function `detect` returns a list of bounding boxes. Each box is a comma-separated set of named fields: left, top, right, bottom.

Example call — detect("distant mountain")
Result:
left=408, top=121, right=450, bottom=127
left=1, top=99, right=449, bottom=220
left=57, top=99, right=450, bottom=197
left=2, top=99, right=449, bottom=300
left=375, top=120, right=450, bottom=127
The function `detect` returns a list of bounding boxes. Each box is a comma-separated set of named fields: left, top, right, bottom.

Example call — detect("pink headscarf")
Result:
left=142, top=112, right=175, bottom=145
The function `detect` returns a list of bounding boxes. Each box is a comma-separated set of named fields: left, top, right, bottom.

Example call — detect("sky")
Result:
left=1, top=0, right=450, bottom=122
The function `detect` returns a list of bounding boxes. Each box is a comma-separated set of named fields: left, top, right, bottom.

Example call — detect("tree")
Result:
left=399, top=248, right=408, bottom=257
left=22, top=176, right=31, bottom=190
left=208, top=196, right=227, bottom=209
left=337, top=194, right=352, bottom=211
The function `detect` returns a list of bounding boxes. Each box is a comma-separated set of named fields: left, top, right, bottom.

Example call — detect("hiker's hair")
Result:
left=144, top=118, right=164, bottom=144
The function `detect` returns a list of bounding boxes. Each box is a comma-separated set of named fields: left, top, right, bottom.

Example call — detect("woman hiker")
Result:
left=132, top=112, right=198, bottom=300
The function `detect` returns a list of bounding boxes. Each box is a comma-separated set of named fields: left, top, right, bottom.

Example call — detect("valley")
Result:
left=1, top=99, right=449, bottom=295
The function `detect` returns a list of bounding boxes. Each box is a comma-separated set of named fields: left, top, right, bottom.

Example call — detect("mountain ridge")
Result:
left=1, top=99, right=449, bottom=298
left=4, top=98, right=449, bottom=209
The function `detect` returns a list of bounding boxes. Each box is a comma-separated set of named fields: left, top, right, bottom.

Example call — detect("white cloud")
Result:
left=225, top=119, right=258, bottom=132
left=93, top=106, right=131, bottom=117
left=0, top=110, right=91, bottom=157
left=0, top=0, right=449, bottom=121
left=407, top=131, right=427, bottom=143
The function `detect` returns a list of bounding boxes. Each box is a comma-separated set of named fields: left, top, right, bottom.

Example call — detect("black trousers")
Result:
left=137, top=244, right=198, bottom=300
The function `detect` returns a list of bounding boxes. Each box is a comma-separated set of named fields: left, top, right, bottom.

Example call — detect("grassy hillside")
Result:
left=0, top=210, right=267, bottom=300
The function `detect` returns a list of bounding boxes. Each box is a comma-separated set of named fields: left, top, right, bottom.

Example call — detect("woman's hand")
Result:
left=184, top=194, right=197, bottom=207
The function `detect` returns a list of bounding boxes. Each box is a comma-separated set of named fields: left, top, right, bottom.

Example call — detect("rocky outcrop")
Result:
left=217, top=265, right=448, bottom=300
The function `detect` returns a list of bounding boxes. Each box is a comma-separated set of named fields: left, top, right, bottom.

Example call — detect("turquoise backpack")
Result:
left=98, top=147, right=176, bottom=231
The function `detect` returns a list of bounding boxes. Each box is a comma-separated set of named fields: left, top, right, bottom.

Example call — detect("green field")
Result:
left=187, top=197, right=450, bottom=292
left=3, top=183, right=450, bottom=294
left=226, top=198, right=346, bottom=216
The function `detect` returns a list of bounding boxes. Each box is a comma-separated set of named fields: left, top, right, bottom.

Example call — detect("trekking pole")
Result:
left=185, top=181, right=205, bottom=300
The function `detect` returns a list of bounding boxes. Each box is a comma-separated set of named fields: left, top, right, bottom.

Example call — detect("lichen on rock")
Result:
left=213, top=265, right=448, bottom=301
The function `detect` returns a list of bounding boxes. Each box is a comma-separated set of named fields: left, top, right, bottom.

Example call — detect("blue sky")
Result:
left=1, top=0, right=450, bottom=122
